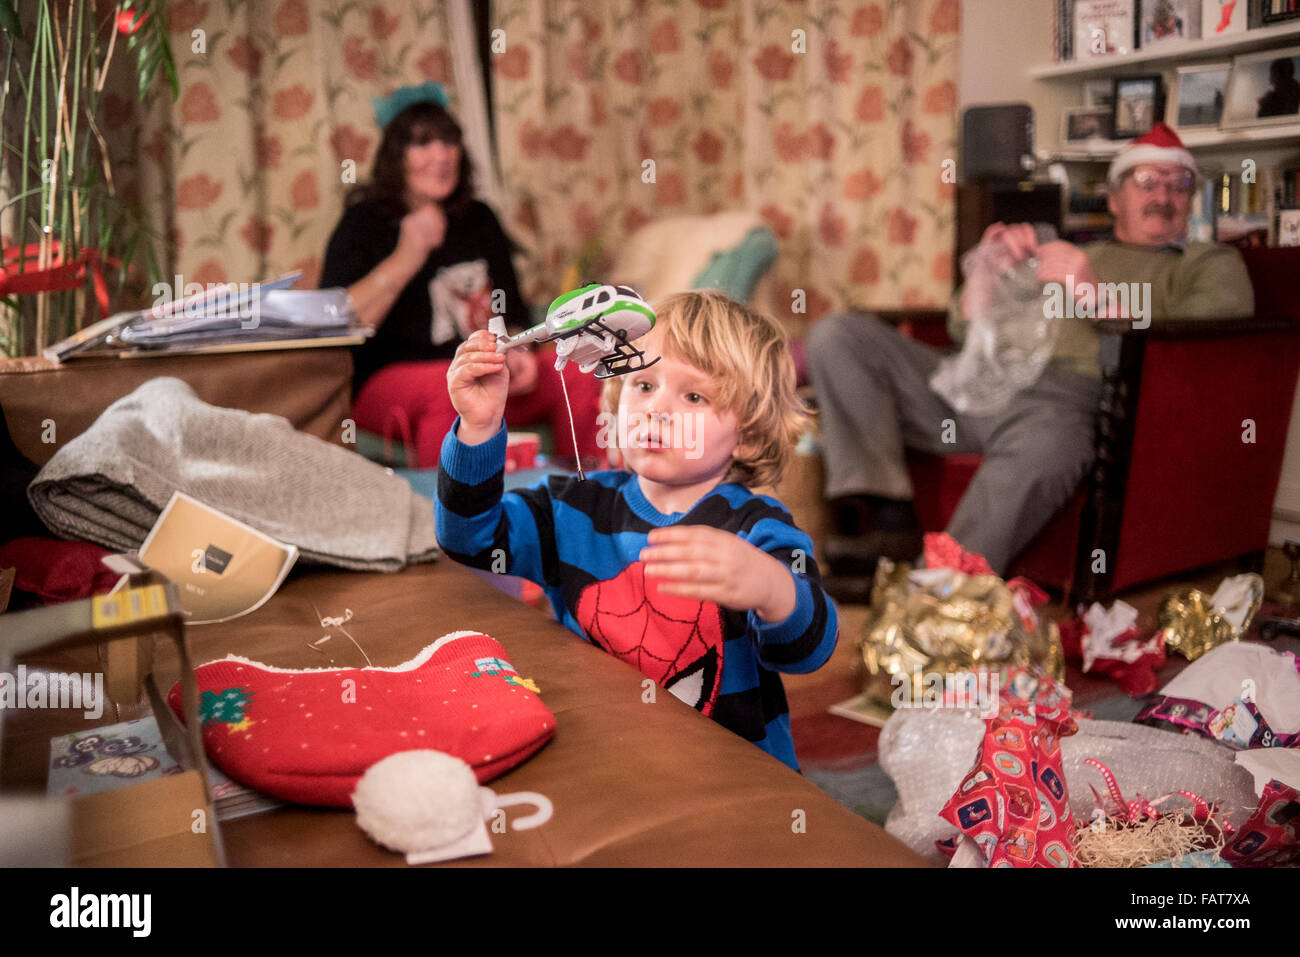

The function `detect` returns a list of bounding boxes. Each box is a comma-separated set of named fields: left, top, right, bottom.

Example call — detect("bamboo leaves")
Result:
left=121, top=0, right=178, bottom=101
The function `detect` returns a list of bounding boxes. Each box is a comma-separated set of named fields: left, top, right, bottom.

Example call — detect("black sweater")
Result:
left=319, top=197, right=529, bottom=391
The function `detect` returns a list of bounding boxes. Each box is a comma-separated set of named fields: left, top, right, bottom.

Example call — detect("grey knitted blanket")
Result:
left=28, top=377, right=439, bottom=572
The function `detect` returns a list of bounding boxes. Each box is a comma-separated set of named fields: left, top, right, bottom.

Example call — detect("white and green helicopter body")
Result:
left=487, top=282, right=659, bottom=379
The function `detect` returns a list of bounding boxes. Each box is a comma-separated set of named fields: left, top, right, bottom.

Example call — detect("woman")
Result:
left=320, top=94, right=602, bottom=468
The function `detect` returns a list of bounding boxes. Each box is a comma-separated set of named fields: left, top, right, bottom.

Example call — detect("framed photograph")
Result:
left=1083, top=79, right=1115, bottom=109
left=1168, top=62, right=1230, bottom=130
left=1222, top=46, right=1300, bottom=129
left=1111, top=75, right=1164, bottom=138
left=1063, top=105, right=1115, bottom=142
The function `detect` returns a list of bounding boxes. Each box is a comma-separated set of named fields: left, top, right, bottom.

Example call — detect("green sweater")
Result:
left=948, top=241, right=1255, bottom=378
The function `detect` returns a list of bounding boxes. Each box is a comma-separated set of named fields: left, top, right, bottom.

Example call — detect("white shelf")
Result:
left=1042, top=122, right=1300, bottom=162
left=1030, top=19, right=1300, bottom=79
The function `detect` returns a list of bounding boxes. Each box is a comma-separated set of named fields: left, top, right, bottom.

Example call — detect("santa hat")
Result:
left=1107, top=122, right=1197, bottom=188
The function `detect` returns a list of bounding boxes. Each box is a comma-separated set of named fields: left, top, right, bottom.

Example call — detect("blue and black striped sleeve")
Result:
left=740, top=507, right=838, bottom=675
left=434, top=418, right=557, bottom=587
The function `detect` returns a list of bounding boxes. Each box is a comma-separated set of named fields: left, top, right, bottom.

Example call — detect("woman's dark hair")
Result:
left=349, top=100, right=475, bottom=217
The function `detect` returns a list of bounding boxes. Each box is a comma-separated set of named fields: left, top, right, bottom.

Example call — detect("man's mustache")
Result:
left=1143, top=202, right=1176, bottom=217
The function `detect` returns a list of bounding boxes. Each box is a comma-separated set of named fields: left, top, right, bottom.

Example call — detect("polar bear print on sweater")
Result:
left=429, top=259, right=492, bottom=346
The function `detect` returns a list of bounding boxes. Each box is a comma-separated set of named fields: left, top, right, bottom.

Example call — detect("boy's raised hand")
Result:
left=447, top=329, right=509, bottom=445
left=640, top=526, right=797, bottom=624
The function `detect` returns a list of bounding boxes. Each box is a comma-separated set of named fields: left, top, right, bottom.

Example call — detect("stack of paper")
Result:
left=46, top=273, right=368, bottom=360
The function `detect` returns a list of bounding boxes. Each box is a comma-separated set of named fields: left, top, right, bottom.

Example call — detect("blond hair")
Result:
left=602, top=290, right=809, bottom=488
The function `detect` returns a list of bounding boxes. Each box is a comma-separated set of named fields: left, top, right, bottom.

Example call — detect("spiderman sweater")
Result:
left=435, top=420, right=838, bottom=771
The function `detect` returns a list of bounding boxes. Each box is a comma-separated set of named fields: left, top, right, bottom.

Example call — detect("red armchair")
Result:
left=883, top=246, right=1300, bottom=601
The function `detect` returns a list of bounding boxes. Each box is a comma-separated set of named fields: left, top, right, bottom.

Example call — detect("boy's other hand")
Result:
left=641, top=526, right=797, bottom=624
left=448, top=329, right=508, bottom=445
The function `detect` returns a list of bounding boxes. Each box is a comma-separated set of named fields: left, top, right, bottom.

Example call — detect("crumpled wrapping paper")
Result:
left=1058, top=599, right=1166, bottom=697
left=1159, top=573, right=1264, bottom=662
left=1134, top=641, right=1300, bottom=748
left=880, top=709, right=1259, bottom=866
left=1221, top=777, right=1300, bottom=867
left=938, top=667, right=1078, bottom=867
left=860, top=540, right=1064, bottom=710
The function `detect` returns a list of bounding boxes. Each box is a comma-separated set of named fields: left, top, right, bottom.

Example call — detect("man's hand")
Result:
left=395, top=204, right=447, bottom=271
left=1035, top=239, right=1096, bottom=288
left=963, top=224, right=1100, bottom=321
left=640, top=526, right=797, bottom=624
left=447, top=329, right=508, bottom=445
left=962, top=222, right=1039, bottom=321
left=980, top=221, right=1039, bottom=262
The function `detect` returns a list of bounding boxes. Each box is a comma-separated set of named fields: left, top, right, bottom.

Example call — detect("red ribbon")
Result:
left=1084, top=758, right=1233, bottom=834
left=0, top=243, right=119, bottom=317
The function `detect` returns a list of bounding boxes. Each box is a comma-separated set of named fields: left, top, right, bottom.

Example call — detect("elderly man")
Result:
left=809, top=123, right=1254, bottom=596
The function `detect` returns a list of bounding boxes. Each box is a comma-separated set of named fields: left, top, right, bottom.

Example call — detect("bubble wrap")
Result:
left=929, top=224, right=1061, bottom=416
left=879, top=708, right=1259, bottom=866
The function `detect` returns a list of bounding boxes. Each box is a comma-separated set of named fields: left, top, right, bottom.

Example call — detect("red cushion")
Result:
left=0, top=537, right=119, bottom=604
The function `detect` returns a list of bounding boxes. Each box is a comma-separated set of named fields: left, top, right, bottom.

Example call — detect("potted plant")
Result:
left=0, top=0, right=176, bottom=357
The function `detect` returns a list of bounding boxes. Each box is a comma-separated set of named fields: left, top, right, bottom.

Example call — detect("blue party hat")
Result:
left=372, top=82, right=450, bottom=130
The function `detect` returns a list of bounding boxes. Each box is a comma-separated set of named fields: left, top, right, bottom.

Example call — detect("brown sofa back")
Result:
left=0, top=348, right=353, bottom=466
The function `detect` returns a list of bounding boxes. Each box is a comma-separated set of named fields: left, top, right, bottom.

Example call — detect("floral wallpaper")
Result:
left=134, top=0, right=460, bottom=291
left=125, top=0, right=959, bottom=323
left=491, top=0, right=960, bottom=325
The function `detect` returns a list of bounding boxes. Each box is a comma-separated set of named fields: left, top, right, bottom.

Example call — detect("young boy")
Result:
left=435, top=290, right=837, bottom=771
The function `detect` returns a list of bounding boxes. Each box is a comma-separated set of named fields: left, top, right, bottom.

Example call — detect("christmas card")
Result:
left=1076, top=0, right=1136, bottom=58
left=138, top=491, right=298, bottom=624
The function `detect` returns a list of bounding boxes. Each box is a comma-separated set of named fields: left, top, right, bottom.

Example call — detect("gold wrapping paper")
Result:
left=860, top=559, right=1065, bottom=709
left=1159, top=575, right=1264, bottom=662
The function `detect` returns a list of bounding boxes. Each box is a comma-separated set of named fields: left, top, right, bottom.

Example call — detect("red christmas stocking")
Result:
left=167, top=631, right=555, bottom=807
left=1215, top=1, right=1236, bottom=34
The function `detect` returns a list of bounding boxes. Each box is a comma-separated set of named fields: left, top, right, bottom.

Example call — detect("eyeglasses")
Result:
left=1127, top=167, right=1196, bottom=196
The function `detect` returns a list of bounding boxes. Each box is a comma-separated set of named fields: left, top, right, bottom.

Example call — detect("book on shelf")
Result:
left=1140, top=0, right=1203, bottom=46
left=1282, top=166, right=1300, bottom=206
left=1208, top=163, right=1300, bottom=245
left=1056, top=0, right=1077, bottom=60
left=1279, top=208, right=1300, bottom=246
left=1260, top=0, right=1300, bottom=25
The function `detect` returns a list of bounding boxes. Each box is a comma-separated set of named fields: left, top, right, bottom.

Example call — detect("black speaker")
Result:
left=960, top=104, right=1035, bottom=184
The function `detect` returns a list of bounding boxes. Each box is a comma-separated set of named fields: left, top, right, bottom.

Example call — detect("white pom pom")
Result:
left=353, top=750, right=482, bottom=853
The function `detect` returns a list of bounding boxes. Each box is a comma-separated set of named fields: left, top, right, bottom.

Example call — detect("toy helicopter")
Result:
left=487, top=282, right=660, bottom=378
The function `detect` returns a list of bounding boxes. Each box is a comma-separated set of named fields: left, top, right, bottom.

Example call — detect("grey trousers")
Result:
left=806, top=313, right=1102, bottom=574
